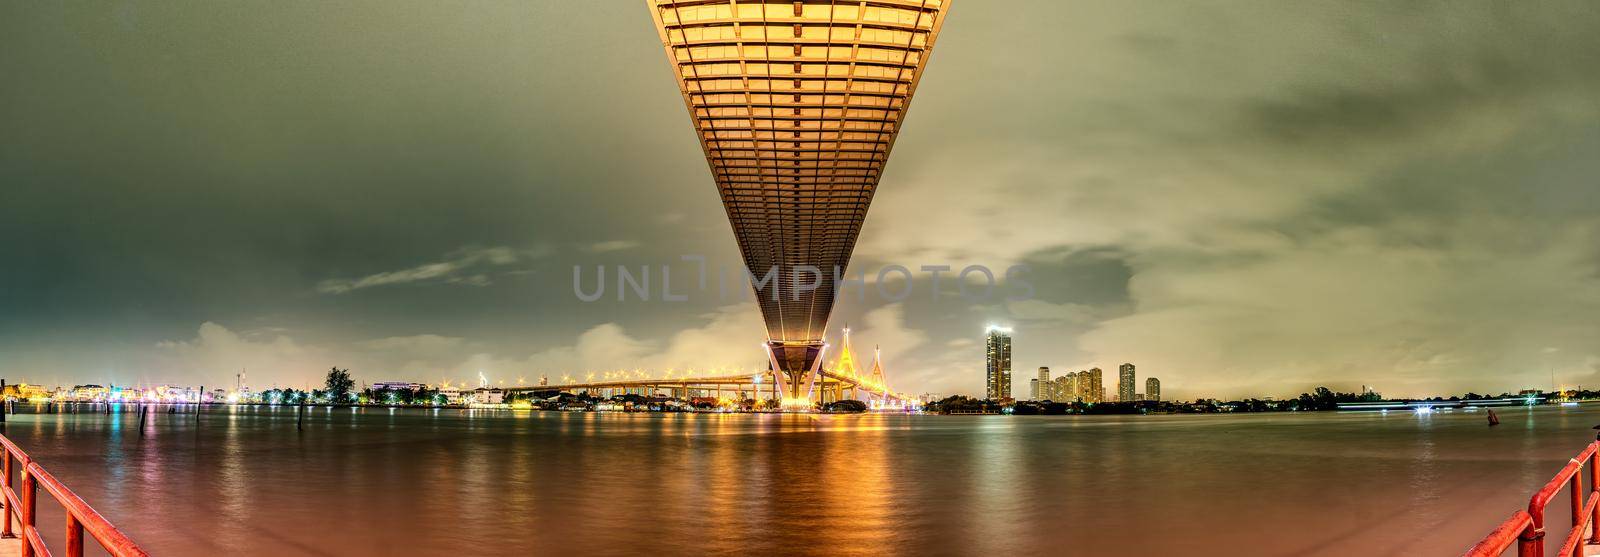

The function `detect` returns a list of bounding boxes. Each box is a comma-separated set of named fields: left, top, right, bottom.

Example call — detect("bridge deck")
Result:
left=504, top=373, right=763, bottom=393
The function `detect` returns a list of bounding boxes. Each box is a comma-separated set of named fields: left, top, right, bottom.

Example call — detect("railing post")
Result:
left=1571, top=473, right=1584, bottom=557
left=1590, top=448, right=1600, bottom=545
left=65, top=513, right=83, bottom=557
left=20, top=469, right=35, bottom=557
left=1570, top=473, right=1583, bottom=528
left=1, top=453, right=11, bottom=540
left=1520, top=523, right=1543, bottom=557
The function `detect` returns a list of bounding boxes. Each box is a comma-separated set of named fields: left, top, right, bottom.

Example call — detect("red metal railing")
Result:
left=1465, top=440, right=1600, bottom=557
left=0, top=434, right=147, bottom=557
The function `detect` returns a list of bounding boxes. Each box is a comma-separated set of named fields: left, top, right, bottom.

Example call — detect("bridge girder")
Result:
left=648, top=1, right=952, bottom=398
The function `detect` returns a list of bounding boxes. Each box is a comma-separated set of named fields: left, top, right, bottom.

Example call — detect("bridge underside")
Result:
left=649, top=0, right=951, bottom=400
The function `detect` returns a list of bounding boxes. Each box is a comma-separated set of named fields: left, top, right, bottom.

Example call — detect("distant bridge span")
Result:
left=507, top=368, right=912, bottom=407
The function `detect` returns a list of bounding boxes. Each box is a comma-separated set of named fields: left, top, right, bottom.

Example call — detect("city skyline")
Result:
left=0, top=316, right=1584, bottom=404
left=6, top=2, right=1600, bottom=400
left=4, top=3, right=1599, bottom=557
left=0, top=314, right=1582, bottom=403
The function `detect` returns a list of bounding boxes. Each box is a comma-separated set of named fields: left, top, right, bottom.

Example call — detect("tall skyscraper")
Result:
left=1146, top=377, right=1161, bottom=402
left=1089, top=367, right=1103, bottom=403
left=985, top=326, right=1012, bottom=400
left=1035, top=367, right=1050, bottom=400
left=1051, top=373, right=1072, bottom=402
left=1118, top=363, right=1136, bottom=403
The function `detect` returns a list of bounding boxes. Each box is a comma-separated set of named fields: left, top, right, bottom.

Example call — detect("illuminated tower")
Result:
left=834, top=327, right=862, bottom=377
left=1118, top=363, right=1135, bottom=403
left=648, top=1, right=953, bottom=402
left=1146, top=377, right=1161, bottom=402
left=985, top=326, right=1012, bottom=400
left=867, top=345, right=887, bottom=387
left=830, top=326, right=861, bottom=402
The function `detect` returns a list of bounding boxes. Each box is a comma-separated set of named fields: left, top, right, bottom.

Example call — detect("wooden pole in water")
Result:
left=138, top=404, right=147, bottom=434
left=1, top=379, right=7, bottom=424
left=197, top=385, right=203, bottom=425
left=298, top=398, right=305, bottom=430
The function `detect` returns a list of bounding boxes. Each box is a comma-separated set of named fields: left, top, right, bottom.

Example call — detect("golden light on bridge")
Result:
left=505, top=332, right=912, bottom=409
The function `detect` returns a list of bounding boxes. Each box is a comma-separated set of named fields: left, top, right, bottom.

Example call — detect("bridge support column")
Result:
left=766, top=341, right=825, bottom=408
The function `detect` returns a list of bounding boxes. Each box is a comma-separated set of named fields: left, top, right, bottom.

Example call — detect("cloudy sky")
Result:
left=3, top=1, right=1598, bottom=399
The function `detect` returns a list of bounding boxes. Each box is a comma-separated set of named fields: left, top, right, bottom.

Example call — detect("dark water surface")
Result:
left=4, top=404, right=1596, bottom=556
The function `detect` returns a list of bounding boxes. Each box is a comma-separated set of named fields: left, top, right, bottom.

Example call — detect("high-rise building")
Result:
left=1029, top=378, right=1041, bottom=401
left=1035, top=367, right=1050, bottom=400
left=1146, top=377, right=1161, bottom=402
left=1118, top=363, right=1136, bottom=403
left=1088, top=368, right=1103, bottom=403
left=985, top=326, right=1012, bottom=400
left=1049, top=374, right=1075, bottom=400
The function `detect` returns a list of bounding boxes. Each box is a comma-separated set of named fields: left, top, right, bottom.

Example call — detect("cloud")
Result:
left=357, top=334, right=467, bottom=353
left=104, top=307, right=769, bottom=389
left=840, top=2, right=1600, bottom=399
left=586, top=240, right=642, bottom=253
left=1004, top=300, right=1104, bottom=329
left=8, top=2, right=1600, bottom=400
left=153, top=322, right=325, bottom=387
left=316, top=246, right=527, bottom=294
left=431, top=304, right=769, bottom=384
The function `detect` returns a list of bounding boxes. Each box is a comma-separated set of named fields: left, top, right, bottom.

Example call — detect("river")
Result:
left=3, top=404, right=1593, bottom=556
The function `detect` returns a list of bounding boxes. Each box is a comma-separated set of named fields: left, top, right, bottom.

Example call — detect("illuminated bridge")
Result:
left=647, top=0, right=952, bottom=404
left=508, top=329, right=914, bottom=408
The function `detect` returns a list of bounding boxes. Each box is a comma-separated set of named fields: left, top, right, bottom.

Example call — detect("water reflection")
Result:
left=3, top=406, right=1598, bottom=556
